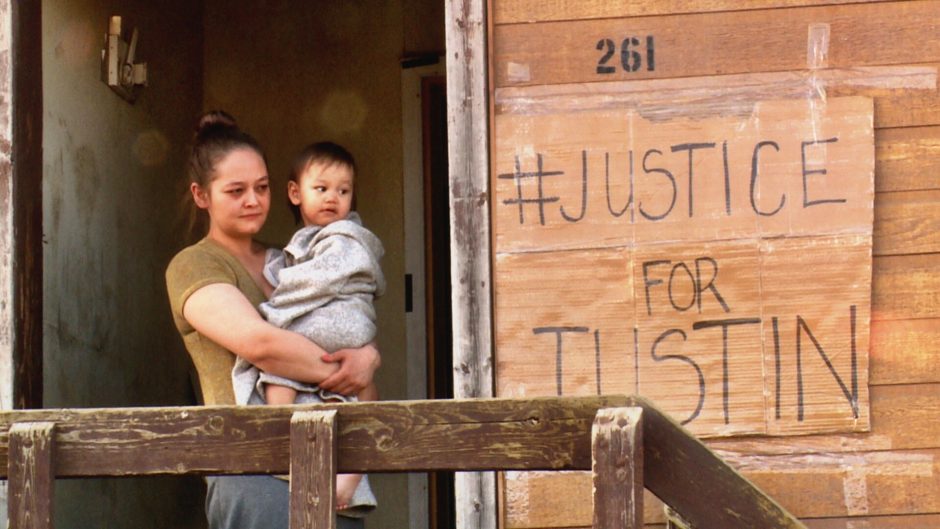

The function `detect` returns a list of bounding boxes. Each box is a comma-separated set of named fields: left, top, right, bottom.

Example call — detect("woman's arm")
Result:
left=184, top=282, right=380, bottom=390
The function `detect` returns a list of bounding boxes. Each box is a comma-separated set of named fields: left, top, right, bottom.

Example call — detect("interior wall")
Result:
left=42, top=0, right=205, bottom=527
left=203, top=1, right=418, bottom=527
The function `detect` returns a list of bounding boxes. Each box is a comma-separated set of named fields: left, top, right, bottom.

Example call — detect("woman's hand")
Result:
left=318, top=342, right=381, bottom=395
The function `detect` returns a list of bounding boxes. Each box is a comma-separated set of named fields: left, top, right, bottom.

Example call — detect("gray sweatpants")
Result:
left=206, top=475, right=364, bottom=529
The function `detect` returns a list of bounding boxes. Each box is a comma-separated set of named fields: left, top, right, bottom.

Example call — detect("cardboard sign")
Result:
left=494, top=97, right=873, bottom=436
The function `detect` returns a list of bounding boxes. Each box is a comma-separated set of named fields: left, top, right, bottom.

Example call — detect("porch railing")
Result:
left=0, top=395, right=806, bottom=529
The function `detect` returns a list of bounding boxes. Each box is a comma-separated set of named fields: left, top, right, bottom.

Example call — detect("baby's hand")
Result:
left=336, top=473, right=363, bottom=511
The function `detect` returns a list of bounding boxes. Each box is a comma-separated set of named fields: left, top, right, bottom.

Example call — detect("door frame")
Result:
left=402, top=58, right=446, bottom=529
left=3, top=0, right=44, bottom=411
left=4, top=0, right=494, bottom=526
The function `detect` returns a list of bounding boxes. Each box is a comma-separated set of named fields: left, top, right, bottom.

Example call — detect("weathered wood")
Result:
left=290, top=411, right=336, bottom=529
left=11, top=0, right=43, bottom=410
left=873, top=190, right=940, bottom=256
left=506, top=384, right=940, bottom=528
left=508, top=448, right=940, bottom=525
left=446, top=0, right=493, bottom=401
left=870, top=320, right=940, bottom=384
left=636, top=401, right=805, bottom=529
left=0, top=397, right=807, bottom=529
left=8, top=422, right=55, bottom=529
left=446, top=0, right=496, bottom=525
left=516, top=512, right=940, bottom=529
left=592, top=408, right=643, bottom=529
left=494, top=1, right=940, bottom=87
left=0, top=397, right=632, bottom=477
left=730, top=447, right=940, bottom=518
left=802, top=513, right=940, bottom=529
left=0, top=0, right=15, bottom=415
left=496, top=65, right=940, bottom=129
left=875, top=126, right=940, bottom=192
left=503, top=473, right=667, bottom=528
left=494, top=0, right=893, bottom=24
left=506, top=398, right=805, bottom=529
left=872, top=254, right=940, bottom=320
left=709, top=383, right=940, bottom=455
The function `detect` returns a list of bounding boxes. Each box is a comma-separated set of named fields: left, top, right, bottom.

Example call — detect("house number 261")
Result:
left=595, top=36, right=655, bottom=74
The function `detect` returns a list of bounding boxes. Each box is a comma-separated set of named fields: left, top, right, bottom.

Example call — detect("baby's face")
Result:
left=289, top=161, right=354, bottom=227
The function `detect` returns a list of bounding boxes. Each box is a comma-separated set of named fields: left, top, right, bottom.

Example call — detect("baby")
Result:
left=232, top=141, right=383, bottom=515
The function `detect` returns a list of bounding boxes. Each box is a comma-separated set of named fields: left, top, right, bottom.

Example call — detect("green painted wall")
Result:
left=42, top=0, right=205, bottom=527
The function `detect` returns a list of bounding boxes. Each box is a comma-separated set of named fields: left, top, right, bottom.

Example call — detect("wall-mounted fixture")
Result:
left=100, top=16, right=147, bottom=102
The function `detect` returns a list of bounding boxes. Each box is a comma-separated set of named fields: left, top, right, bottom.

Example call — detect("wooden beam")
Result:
left=592, top=407, right=643, bottom=529
left=493, top=1, right=940, bottom=87
left=8, top=422, right=55, bottom=529
left=0, top=396, right=631, bottom=477
left=446, top=0, right=494, bottom=525
left=493, top=0, right=894, bottom=24
left=10, top=0, right=44, bottom=410
left=636, top=399, right=806, bottom=529
left=290, top=411, right=336, bottom=529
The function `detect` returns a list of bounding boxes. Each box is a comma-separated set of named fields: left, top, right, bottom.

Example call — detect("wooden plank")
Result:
left=494, top=1, right=940, bottom=87
left=0, top=397, right=632, bottom=477
left=8, top=422, right=55, bottom=529
left=520, top=512, right=940, bottom=529
left=506, top=384, right=940, bottom=527
left=870, top=319, right=940, bottom=385
left=508, top=397, right=805, bottom=529
left=447, top=0, right=496, bottom=524
left=592, top=407, right=644, bottom=529
left=447, top=0, right=493, bottom=401
left=494, top=0, right=893, bottom=24
left=637, top=402, right=807, bottom=529
left=873, top=190, right=940, bottom=256
left=496, top=65, right=940, bottom=129
left=504, top=473, right=667, bottom=528
left=11, top=0, right=43, bottom=409
left=506, top=447, right=940, bottom=525
left=875, top=126, right=940, bottom=193
left=802, top=513, right=940, bottom=529
left=872, top=253, right=940, bottom=321
left=728, top=448, right=940, bottom=518
left=290, top=411, right=336, bottom=529
left=708, top=383, right=940, bottom=455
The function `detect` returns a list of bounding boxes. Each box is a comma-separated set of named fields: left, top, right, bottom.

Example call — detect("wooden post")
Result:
left=593, top=407, right=644, bottom=529
left=446, top=0, right=495, bottom=525
left=8, top=422, right=55, bottom=529
left=290, top=410, right=337, bottom=529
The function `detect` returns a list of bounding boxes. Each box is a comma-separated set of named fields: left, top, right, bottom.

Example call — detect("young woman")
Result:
left=166, top=111, right=378, bottom=529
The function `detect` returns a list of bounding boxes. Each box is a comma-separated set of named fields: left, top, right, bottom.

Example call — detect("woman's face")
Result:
left=191, top=148, right=270, bottom=239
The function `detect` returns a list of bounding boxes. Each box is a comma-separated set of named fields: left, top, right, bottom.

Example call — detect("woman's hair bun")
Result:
left=195, top=110, right=239, bottom=139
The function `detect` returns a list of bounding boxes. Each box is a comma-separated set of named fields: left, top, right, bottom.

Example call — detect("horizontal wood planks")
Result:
left=494, top=1, right=940, bottom=87
left=493, top=0, right=894, bottom=24
left=492, top=0, right=940, bottom=528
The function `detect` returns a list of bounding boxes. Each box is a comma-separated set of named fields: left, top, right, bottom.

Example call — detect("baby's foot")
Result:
left=336, top=473, right=363, bottom=511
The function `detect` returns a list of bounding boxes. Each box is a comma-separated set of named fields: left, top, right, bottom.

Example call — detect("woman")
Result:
left=166, top=111, right=378, bottom=529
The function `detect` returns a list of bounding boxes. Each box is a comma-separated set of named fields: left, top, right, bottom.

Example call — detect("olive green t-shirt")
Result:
left=166, top=238, right=268, bottom=405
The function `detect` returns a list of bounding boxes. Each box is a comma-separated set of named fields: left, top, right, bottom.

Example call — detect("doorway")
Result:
left=402, top=60, right=455, bottom=529
left=24, top=1, right=448, bottom=528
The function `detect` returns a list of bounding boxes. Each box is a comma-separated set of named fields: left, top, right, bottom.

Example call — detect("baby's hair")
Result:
left=182, top=110, right=266, bottom=237
left=288, top=141, right=357, bottom=224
